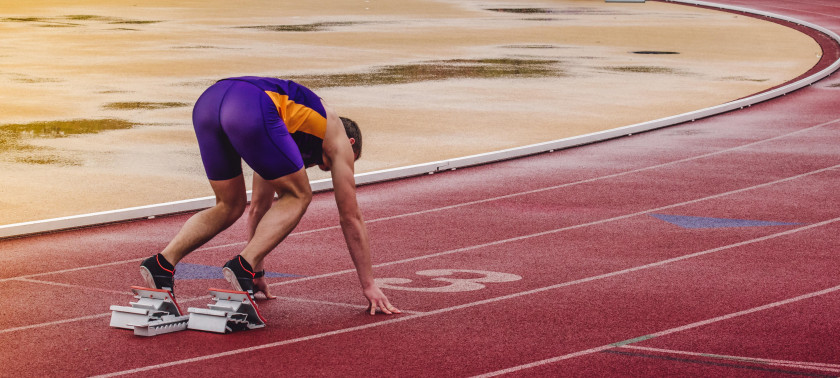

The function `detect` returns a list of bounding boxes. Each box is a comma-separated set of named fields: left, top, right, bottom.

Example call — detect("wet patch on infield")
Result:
left=521, top=18, right=562, bottom=22
left=486, top=7, right=627, bottom=15
left=1, top=15, right=161, bottom=27
left=11, top=76, right=63, bottom=84
left=502, top=44, right=567, bottom=49
left=66, top=15, right=162, bottom=24
left=486, top=8, right=555, bottom=14
left=632, top=51, right=680, bottom=55
left=286, top=58, right=565, bottom=88
left=601, top=65, right=680, bottom=74
left=0, top=119, right=136, bottom=165
left=237, top=21, right=367, bottom=32
left=103, top=102, right=191, bottom=110
left=720, top=76, right=769, bottom=82
left=0, top=119, right=135, bottom=137
left=12, top=154, right=82, bottom=166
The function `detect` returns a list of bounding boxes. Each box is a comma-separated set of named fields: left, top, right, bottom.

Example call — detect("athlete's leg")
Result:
left=247, top=172, right=278, bottom=298
left=159, top=175, right=247, bottom=266
left=240, top=167, right=312, bottom=269
left=161, top=78, right=251, bottom=265
left=140, top=80, right=244, bottom=292
left=248, top=172, right=274, bottom=240
left=215, top=80, right=311, bottom=293
left=222, top=168, right=311, bottom=293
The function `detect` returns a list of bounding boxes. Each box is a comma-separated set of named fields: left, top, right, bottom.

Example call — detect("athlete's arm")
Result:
left=321, top=106, right=401, bottom=315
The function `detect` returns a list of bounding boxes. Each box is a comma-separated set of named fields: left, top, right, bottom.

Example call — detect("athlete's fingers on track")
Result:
left=254, top=278, right=277, bottom=299
left=261, top=290, right=277, bottom=300
left=377, top=300, right=392, bottom=315
left=368, top=300, right=391, bottom=315
left=383, top=299, right=402, bottom=314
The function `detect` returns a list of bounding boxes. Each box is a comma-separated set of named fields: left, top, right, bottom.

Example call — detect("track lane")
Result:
left=5, top=158, right=838, bottom=376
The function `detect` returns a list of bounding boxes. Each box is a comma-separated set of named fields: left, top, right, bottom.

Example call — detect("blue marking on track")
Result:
left=650, top=214, right=801, bottom=229
left=173, top=262, right=304, bottom=280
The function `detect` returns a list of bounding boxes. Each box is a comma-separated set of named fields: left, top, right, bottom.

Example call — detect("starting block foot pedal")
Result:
left=187, top=288, right=266, bottom=333
left=110, top=286, right=187, bottom=336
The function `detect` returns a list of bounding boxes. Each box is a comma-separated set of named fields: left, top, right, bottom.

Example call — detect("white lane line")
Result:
left=0, top=258, right=143, bottom=283
left=618, top=345, right=840, bottom=373
left=253, top=294, right=425, bottom=314
left=15, top=278, right=131, bottom=296
left=0, top=313, right=111, bottom=335
left=3, top=118, right=837, bottom=283
left=4, top=163, right=838, bottom=335
left=472, top=283, right=840, bottom=377
left=92, top=216, right=840, bottom=377
left=265, top=296, right=426, bottom=315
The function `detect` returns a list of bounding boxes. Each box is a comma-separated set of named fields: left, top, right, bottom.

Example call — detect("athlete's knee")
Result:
left=217, top=195, right=247, bottom=225
left=302, top=188, right=313, bottom=209
left=270, top=168, right=312, bottom=211
left=295, top=185, right=313, bottom=210
left=283, top=183, right=312, bottom=211
left=248, top=195, right=272, bottom=220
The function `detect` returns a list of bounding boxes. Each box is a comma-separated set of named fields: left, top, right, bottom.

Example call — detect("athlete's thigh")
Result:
left=209, top=174, right=248, bottom=209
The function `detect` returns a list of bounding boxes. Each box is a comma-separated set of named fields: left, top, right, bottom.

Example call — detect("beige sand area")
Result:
left=0, top=0, right=821, bottom=225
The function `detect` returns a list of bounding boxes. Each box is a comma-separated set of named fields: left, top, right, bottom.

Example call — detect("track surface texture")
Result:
left=2, top=0, right=840, bottom=376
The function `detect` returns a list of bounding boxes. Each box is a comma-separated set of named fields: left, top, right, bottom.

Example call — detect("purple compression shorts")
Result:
left=192, top=79, right=304, bottom=181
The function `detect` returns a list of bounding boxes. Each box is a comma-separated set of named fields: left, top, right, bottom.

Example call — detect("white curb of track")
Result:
left=1, top=0, right=838, bottom=239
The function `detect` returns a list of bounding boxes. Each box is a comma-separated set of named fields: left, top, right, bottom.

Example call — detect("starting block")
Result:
left=187, top=288, right=266, bottom=333
left=110, top=286, right=189, bottom=336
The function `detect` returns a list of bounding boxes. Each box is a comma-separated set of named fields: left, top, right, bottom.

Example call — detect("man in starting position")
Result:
left=139, top=76, right=400, bottom=315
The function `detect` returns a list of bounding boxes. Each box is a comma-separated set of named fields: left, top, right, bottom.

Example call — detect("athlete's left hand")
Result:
left=364, top=285, right=401, bottom=315
left=253, top=277, right=277, bottom=300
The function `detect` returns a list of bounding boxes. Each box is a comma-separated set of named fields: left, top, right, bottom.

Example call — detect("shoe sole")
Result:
left=139, top=266, right=157, bottom=289
left=222, top=267, right=243, bottom=292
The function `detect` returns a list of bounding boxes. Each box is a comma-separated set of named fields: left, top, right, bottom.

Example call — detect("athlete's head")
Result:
left=340, top=116, right=362, bottom=161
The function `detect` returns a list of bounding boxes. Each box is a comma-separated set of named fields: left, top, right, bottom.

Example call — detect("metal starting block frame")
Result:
left=110, top=286, right=189, bottom=336
left=187, top=288, right=266, bottom=333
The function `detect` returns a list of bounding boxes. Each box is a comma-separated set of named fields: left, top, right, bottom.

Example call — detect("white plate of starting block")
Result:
left=187, top=288, right=266, bottom=333
left=110, top=286, right=189, bottom=336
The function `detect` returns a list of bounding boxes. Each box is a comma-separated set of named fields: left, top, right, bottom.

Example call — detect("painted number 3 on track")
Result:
left=375, top=269, right=522, bottom=293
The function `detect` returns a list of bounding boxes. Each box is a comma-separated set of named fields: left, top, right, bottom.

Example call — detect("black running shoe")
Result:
left=140, top=254, right=175, bottom=294
left=222, top=255, right=256, bottom=295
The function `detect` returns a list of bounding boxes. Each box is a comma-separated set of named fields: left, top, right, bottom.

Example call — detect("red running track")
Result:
left=2, top=1, right=840, bottom=376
